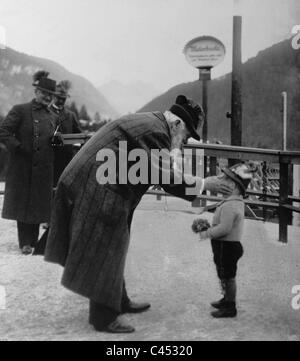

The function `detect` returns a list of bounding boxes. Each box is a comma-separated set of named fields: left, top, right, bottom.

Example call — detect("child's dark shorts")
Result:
left=211, top=240, right=244, bottom=280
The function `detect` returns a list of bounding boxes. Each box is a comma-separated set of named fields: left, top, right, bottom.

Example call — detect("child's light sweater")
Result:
left=206, top=195, right=245, bottom=242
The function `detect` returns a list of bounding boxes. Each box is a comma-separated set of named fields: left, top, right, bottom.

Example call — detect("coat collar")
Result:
left=152, top=111, right=171, bottom=140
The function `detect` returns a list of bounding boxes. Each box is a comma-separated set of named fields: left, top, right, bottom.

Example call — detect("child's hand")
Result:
left=199, top=231, right=209, bottom=241
left=191, top=218, right=211, bottom=234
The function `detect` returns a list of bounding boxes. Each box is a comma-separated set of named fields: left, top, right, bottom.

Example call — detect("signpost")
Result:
left=183, top=36, right=226, bottom=71
left=183, top=35, right=226, bottom=146
left=183, top=36, right=225, bottom=205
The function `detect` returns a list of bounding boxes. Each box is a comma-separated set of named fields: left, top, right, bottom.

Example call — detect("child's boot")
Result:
left=211, top=279, right=226, bottom=309
left=211, top=301, right=237, bottom=318
left=211, top=278, right=237, bottom=318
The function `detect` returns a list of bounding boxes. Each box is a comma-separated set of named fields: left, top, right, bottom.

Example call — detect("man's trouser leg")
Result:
left=121, top=280, right=130, bottom=309
left=89, top=300, right=119, bottom=329
left=17, top=222, right=40, bottom=249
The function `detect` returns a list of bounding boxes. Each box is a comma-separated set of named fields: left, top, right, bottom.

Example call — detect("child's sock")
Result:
left=224, top=278, right=237, bottom=303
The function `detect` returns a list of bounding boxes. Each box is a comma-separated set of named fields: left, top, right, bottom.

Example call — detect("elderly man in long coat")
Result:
left=49, top=80, right=82, bottom=186
left=32, top=80, right=82, bottom=256
left=45, top=95, right=231, bottom=333
left=0, top=71, right=57, bottom=255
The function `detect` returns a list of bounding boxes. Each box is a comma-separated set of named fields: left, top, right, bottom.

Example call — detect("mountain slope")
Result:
left=0, top=47, right=118, bottom=119
left=139, top=39, right=300, bottom=150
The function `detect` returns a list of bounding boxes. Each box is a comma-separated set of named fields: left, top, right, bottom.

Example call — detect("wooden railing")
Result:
left=1, top=134, right=300, bottom=243
left=188, top=143, right=300, bottom=243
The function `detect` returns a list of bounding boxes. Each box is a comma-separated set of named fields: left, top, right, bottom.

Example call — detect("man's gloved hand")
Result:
left=204, top=176, right=233, bottom=195
left=51, top=132, right=64, bottom=147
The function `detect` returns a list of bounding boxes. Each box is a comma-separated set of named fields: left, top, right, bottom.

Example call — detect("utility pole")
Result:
left=229, top=4, right=243, bottom=166
left=282, top=92, right=287, bottom=151
left=200, top=68, right=209, bottom=145
left=281, top=91, right=293, bottom=228
left=231, top=15, right=242, bottom=146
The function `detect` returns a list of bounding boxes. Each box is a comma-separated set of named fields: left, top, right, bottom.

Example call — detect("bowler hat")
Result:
left=169, top=95, right=204, bottom=141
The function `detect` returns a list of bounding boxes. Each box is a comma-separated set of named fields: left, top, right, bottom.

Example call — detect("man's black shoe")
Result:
left=121, top=301, right=151, bottom=314
left=21, top=246, right=33, bottom=255
left=93, top=319, right=135, bottom=334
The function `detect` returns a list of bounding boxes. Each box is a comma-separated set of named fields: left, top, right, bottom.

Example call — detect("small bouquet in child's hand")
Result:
left=191, top=218, right=211, bottom=234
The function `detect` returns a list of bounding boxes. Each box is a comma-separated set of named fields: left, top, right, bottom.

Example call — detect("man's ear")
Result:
left=170, top=118, right=182, bottom=134
left=174, top=118, right=182, bottom=129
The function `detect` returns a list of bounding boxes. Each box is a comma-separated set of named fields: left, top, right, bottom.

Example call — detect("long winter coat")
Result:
left=45, top=112, right=201, bottom=313
left=52, top=108, right=82, bottom=186
left=0, top=100, right=57, bottom=224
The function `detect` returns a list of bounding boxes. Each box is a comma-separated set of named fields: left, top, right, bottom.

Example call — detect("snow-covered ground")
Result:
left=0, top=194, right=300, bottom=341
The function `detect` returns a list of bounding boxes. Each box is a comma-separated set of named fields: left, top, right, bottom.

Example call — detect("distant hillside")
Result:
left=0, top=47, right=118, bottom=119
left=98, top=80, right=159, bottom=115
left=140, top=39, right=300, bottom=151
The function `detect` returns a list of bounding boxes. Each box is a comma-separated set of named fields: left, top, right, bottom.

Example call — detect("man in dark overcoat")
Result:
left=49, top=80, right=82, bottom=186
left=45, top=95, right=231, bottom=333
left=0, top=71, right=57, bottom=255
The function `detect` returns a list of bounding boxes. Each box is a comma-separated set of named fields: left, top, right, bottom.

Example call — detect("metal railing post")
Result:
left=279, top=159, right=289, bottom=243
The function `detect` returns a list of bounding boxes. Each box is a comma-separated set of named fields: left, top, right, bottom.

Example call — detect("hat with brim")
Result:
left=55, top=90, right=70, bottom=99
left=222, top=168, right=248, bottom=196
left=33, top=77, right=57, bottom=94
left=222, top=163, right=257, bottom=196
left=55, top=80, right=72, bottom=99
left=169, top=95, right=204, bottom=141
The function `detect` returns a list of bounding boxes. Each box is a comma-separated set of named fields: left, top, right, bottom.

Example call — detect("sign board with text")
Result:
left=183, top=36, right=226, bottom=70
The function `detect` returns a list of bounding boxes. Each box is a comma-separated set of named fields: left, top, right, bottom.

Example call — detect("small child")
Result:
left=198, top=163, right=256, bottom=318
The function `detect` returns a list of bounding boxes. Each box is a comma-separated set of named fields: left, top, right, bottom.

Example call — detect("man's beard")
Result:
left=37, top=97, right=52, bottom=106
left=170, top=134, right=185, bottom=152
left=170, top=134, right=185, bottom=174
